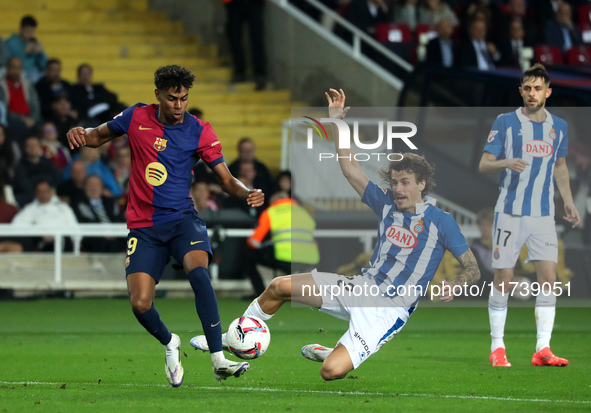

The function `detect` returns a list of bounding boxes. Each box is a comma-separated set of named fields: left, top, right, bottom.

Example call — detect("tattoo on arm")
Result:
left=453, top=249, right=481, bottom=286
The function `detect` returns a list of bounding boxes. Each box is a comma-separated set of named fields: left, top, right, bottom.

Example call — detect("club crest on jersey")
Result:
left=385, top=225, right=418, bottom=248
left=522, top=140, right=553, bottom=158
left=153, top=137, right=167, bottom=151
left=125, top=256, right=130, bottom=268
left=413, top=220, right=424, bottom=234
left=549, top=128, right=557, bottom=140
left=487, top=130, right=498, bottom=143
left=493, top=248, right=500, bottom=260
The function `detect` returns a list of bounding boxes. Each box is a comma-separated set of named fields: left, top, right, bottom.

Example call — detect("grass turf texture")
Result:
left=0, top=298, right=589, bottom=412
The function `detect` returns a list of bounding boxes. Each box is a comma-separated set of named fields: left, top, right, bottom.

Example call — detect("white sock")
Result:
left=211, top=351, right=225, bottom=364
left=243, top=298, right=273, bottom=321
left=164, top=334, right=177, bottom=352
left=489, top=286, right=509, bottom=352
left=535, top=292, right=556, bottom=353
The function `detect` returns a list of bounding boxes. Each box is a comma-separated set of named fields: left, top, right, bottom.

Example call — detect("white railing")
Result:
left=272, top=0, right=412, bottom=90
left=0, top=223, right=480, bottom=291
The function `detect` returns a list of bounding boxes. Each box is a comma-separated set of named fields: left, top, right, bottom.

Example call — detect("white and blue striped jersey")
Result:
left=484, top=108, right=568, bottom=217
left=361, top=181, right=469, bottom=307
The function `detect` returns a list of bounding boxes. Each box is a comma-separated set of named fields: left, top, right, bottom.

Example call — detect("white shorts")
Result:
left=491, top=213, right=558, bottom=269
left=310, top=269, right=414, bottom=369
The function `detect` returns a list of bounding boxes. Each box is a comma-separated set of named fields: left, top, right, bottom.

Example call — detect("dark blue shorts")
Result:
left=125, top=211, right=212, bottom=282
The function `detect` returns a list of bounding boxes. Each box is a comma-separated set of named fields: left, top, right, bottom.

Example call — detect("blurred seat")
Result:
left=566, top=46, right=591, bottom=65
left=580, top=22, right=591, bottom=43
left=534, top=45, right=563, bottom=65
left=376, top=23, right=412, bottom=43
left=415, top=24, right=437, bottom=45
left=578, top=5, right=591, bottom=25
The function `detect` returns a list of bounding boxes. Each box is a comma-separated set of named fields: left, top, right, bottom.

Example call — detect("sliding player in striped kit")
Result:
left=479, top=64, right=580, bottom=367
left=191, top=89, right=481, bottom=380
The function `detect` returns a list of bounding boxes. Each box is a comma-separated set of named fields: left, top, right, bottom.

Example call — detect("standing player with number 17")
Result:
left=479, top=64, right=580, bottom=368
left=66, top=65, right=265, bottom=386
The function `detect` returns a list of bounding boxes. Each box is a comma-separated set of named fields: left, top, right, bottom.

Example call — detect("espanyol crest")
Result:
left=154, top=137, right=167, bottom=151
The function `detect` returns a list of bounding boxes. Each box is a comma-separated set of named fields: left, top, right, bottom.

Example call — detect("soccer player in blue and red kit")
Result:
left=66, top=65, right=264, bottom=387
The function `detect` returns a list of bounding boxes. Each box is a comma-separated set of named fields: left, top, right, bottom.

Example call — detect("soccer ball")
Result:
left=226, top=316, right=271, bottom=360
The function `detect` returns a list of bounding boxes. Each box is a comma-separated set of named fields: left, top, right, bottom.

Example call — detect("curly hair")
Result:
left=379, top=153, right=436, bottom=197
left=154, top=65, right=195, bottom=92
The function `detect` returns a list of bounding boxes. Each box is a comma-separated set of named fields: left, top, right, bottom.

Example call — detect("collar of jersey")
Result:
left=154, top=106, right=188, bottom=127
left=515, top=107, right=553, bottom=125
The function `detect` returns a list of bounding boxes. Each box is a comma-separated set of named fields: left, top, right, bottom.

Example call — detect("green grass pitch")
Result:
left=0, top=297, right=589, bottom=412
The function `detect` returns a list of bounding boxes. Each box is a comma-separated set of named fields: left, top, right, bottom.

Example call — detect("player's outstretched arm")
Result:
left=66, top=123, right=118, bottom=149
left=325, top=88, right=369, bottom=198
left=554, top=157, right=581, bottom=228
left=479, top=152, right=529, bottom=174
left=211, top=162, right=265, bottom=207
left=439, top=249, right=480, bottom=302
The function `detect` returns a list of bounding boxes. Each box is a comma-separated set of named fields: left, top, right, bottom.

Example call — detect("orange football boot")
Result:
left=532, top=347, right=569, bottom=366
left=490, top=347, right=512, bottom=367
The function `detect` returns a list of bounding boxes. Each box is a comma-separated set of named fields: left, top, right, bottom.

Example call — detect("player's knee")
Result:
left=267, top=276, right=290, bottom=299
left=130, top=294, right=152, bottom=314
left=320, top=362, right=348, bottom=381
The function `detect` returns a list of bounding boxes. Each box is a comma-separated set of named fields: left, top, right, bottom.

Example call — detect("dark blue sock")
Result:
left=133, top=303, right=172, bottom=345
left=187, top=266, right=223, bottom=353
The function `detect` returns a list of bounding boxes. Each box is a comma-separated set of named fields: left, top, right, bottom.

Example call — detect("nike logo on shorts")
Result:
left=190, top=241, right=204, bottom=245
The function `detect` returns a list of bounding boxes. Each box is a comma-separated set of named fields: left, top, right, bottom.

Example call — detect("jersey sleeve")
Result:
left=106, top=104, right=139, bottom=136
left=361, top=180, right=394, bottom=216
left=483, top=115, right=506, bottom=158
left=556, top=122, right=568, bottom=158
left=439, top=212, right=469, bottom=258
left=196, top=120, right=224, bottom=168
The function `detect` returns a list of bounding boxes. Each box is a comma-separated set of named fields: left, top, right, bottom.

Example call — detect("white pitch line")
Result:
left=1, top=381, right=589, bottom=405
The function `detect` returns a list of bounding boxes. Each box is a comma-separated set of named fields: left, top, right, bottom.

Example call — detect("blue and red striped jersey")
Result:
left=107, top=103, right=224, bottom=229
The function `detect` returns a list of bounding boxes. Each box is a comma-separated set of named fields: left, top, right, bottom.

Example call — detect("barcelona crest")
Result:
left=154, top=137, right=167, bottom=151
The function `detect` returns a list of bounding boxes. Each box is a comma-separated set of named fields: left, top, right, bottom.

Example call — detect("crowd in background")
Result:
left=0, top=15, right=292, bottom=254
left=304, top=0, right=588, bottom=69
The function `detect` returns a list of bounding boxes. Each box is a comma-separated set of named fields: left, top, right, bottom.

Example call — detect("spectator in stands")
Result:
left=112, top=145, right=130, bottom=196
left=224, top=0, right=267, bottom=90
left=12, top=179, right=78, bottom=251
left=5, top=16, right=47, bottom=83
left=418, top=0, right=459, bottom=28
left=47, top=93, right=79, bottom=148
left=0, top=175, right=22, bottom=253
left=229, top=137, right=275, bottom=201
left=190, top=180, right=219, bottom=212
left=40, top=121, right=70, bottom=172
left=0, top=124, right=20, bottom=183
left=13, top=135, right=60, bottom=206
left=224, top=159, right=260, bottom=217
left=544, top=2, right=583, bottom=52
left=64, top=146, right=121, bottom=198
left=69, top=63, right=122, bottom=124
left=455, top=19, right=500, bottom=70
left=35, top=58, right=72, bottom=120
left=71, top=175, right=124, bottom=252
left=426, top=17, right=456, bottom=67
left=341, top=0, right=390, bottom=37
left=0, top=56, right=41, bottom=140
left=394, top=0, right=420, bottom=31
left=496, top=0, right=536, bottom=46
left=57, top=159, right=86, bottom=205
left=0, top=36, right=7, bottom=72
left=498, top=19, right=532, bottom=68
left=188, top=107, right=203, bottom=119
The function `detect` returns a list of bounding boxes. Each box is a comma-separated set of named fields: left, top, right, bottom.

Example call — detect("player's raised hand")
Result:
left=67, top=127, right=87, bottom=150
left=506, top=158, right=529, bottom=173
left=563, top=201, right=581, bottom=228
left=325, top=88, right=350, bottom=120
left=247, top=189, right=264, bottom=208
left=438, top=280, right=455, bottom=303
